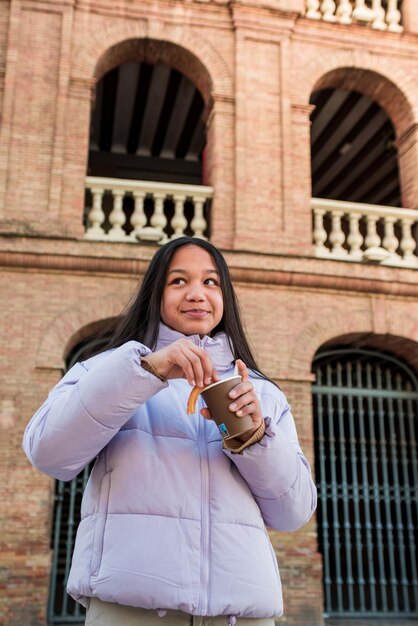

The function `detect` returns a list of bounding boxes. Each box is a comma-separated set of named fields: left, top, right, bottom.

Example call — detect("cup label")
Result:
left=218, top=423, right=230, bottom=437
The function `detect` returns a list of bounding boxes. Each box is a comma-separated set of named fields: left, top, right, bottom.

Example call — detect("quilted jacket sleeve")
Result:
left=22, top=341, right=168, bottom=482
left=222, top=385, right=317, bottom=532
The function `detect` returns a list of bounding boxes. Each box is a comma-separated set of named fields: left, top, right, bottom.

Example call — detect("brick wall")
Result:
left=1, top=0, right=418, bottom=624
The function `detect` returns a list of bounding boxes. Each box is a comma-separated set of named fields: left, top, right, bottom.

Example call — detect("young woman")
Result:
left=23, top=237, right=317, bottom=626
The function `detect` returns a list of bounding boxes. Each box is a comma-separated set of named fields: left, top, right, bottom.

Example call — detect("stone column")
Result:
left=395, top=123, right=418, bottom=209
left=60, top=77, right=97, bottom=239
left=401, top=0, right=418, bottom=34
left=204, top=94, right=236, bottom=249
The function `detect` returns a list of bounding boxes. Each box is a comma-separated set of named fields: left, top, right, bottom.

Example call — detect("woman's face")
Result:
left=161, top=245, right=224, bottom=337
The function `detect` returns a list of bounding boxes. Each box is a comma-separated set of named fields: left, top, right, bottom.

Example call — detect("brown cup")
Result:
left=201, top=375, right=254, bottom=440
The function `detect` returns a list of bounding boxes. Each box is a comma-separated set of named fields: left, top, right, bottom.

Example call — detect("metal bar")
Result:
left=385, top=368, right=409, bottom=612
left=326, top=363, right=344, bottom=612
left=357, top=363, right=388, bottom=613
left=312, top=384, right=418, bottom=399
left=61, top=480, right=77, bottom=616
left=368, top=362, right=399, bottom=612
left=346, top=361, right=366, bottom=611
left=315, top=365, right=333, bottom=613
left=405, top=395, right=418, bottom=611
left=336, top=361, right=355, bottom=610
left=48, top=481, right=65, bottom=622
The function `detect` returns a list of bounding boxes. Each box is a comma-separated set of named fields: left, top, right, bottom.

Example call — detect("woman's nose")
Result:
left=186, top=284, right=205, bottom=301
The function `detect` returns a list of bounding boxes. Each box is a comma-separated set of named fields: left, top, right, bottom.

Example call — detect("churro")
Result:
left=186, top=385, right=205, bottom=414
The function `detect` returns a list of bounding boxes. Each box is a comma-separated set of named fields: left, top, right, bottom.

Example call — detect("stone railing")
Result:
left=312, top=198, right=418, bottom=267
left=305, top=0, right=403, bottom=32
left=84, top=177, right=213, bottom=243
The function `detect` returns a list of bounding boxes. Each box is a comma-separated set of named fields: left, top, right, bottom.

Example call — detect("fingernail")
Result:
left=229, top=402, right=237, bottom=410
left=229, top=391, right=236, bottom=398
left=236, top=410, right=243, bottom=417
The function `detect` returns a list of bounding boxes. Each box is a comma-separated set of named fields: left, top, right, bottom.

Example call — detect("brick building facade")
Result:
left=1, top=0, right=418, bottom=624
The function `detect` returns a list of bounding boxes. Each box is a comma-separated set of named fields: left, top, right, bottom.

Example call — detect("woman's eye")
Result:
left=171, top=278, right=186, bottom=285
left=205, top=278, right=218, bottom=286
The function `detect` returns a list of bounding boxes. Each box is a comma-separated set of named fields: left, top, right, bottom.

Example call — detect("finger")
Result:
left=229, top=391, right=256, bottom=413
left=184, top=342, right=218, bottom=386
left=228, top=380, right=253, bottom=400
left=200, top=407, right=212, bottom=421
left=235, top=402, right=258, bottom=418
left=235, top=359, right=249, bottom=383
left=173, top=350, right=199, bottom=386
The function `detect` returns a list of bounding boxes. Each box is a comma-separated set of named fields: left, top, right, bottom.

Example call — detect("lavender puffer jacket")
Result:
left=23, top=324, right=317, bottom=618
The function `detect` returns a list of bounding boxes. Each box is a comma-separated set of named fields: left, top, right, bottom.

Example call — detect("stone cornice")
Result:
left=1, top=248, right=418, bottom=298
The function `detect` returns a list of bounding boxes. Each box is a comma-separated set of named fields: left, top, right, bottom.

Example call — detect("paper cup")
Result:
left=201, top=375, right=254, bottom=440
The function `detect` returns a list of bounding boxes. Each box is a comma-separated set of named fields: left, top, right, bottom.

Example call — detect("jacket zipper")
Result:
left=196, top=337, right=210, bottom=614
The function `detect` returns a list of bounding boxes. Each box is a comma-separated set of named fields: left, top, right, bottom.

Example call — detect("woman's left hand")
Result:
left=201, top=359, right=263, bottom=442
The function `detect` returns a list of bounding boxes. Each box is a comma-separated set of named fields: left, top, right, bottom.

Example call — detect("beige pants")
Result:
left=86, top=598, right=275, bottom=626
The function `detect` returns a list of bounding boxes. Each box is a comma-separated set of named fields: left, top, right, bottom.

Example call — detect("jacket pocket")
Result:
left=90, top=471, right=111, bottom=577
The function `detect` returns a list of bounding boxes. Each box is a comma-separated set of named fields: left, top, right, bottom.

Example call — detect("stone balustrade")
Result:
left=84, top=177, right=213, bottom=243
left=312, top=198, right=418, bottom=267
left=305, top=0, right=403, bottom=32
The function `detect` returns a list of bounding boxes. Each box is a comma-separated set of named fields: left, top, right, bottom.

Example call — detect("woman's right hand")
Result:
left=142, top=339, right=220, bottom=388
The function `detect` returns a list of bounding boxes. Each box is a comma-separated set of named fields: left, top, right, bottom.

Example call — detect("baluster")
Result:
left=131, top=191, right=147, bottom=240
left=363, top=215, right=388, bottom=262
left=320, top=0, right=337, bottom=21
left=171, top=194, right=188, bottom=239
left=85, top=189, right=105, bottom=239
left=151, top=192, right=168, bottom=244
left=137, top=192, right=166, bottom=242
left=399, top=218, right=417, bottom=265
left=313, top=207, right=329, bottom=256
left=108, top=190, right=127, bottom=240
left=329, top=210, right=347, bottom=257
left=386, top=0, right=403, bottom=32
left=305, top=0, right=321, bottom=19
left=352, top=0, right=374, bottom=22
left=191, top=197, right=208, bottom=239
left=336, top=0, right=353, bottom=24
left=381, top=216, right=400, bottom=264
left=347, top=213, right=363, bottom=260
left=371, top=0, right=387, bottom=29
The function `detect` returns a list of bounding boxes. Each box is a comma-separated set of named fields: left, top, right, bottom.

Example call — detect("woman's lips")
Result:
left=182, top=309, right=210, bottom=319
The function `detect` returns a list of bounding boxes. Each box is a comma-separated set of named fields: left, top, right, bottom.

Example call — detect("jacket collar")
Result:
left=155, top=322, right=235, bottom=374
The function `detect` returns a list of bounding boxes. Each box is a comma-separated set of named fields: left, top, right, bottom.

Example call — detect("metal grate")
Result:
left=312, top=349, right=418, bottom=618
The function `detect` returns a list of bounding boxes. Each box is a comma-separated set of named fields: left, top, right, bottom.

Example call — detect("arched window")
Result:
left=312, top=348, right=418, bottom=618
left=85, top=59, right=211, bottom=242
left=310, top=88, right=401, bottom=207
left=47, top=336, right=109, bottom=625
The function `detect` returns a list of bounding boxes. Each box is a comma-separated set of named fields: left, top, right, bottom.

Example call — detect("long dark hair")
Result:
left=86, top=237, right=273, bottom=382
